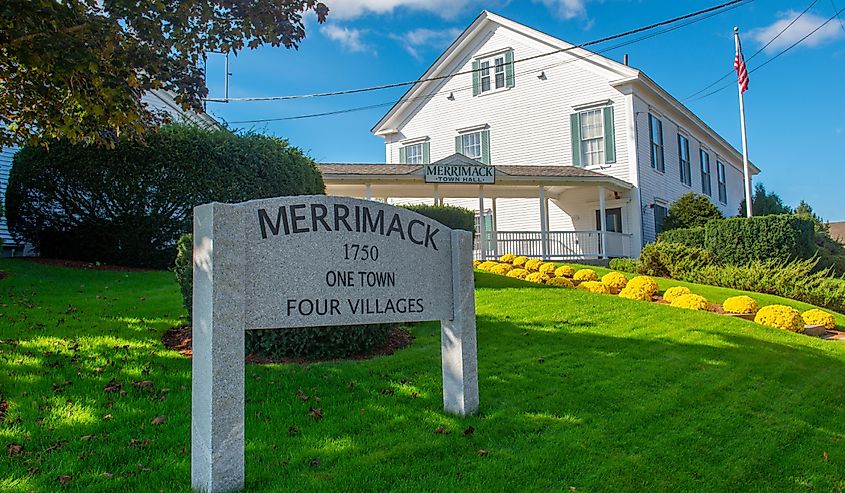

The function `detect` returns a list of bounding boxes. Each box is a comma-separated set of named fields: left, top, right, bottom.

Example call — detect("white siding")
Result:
left=0, top=146, right=19, bottom=247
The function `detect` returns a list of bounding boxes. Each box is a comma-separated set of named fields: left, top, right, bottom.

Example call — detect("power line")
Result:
left=208, top=0, right=749, bottom=104
left=227, top=0, right=750, bottom=124
left=686, top=5, right=845, bottom=103
left=682, top=0, right=820, bottom=101
left=831, top=0, right=845, bottom=34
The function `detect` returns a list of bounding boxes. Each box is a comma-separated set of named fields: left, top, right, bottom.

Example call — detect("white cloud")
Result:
left=389, top=27, right=463, bottom=60
left=748, top=11, right=845, bottom=53
left=321, top=24, right=369, bottom=52
left=531, top=0, right=587, bottom=20
left=324, top=0, right=475, bottom=20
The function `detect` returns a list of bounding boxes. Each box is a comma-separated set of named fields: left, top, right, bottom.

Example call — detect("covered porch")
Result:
left=318, top=155, right=636, bottom=260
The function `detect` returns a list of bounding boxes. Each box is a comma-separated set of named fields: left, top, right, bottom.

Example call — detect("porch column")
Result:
left=478, top=186, right=486, bottom=260
left=365, top=183, right=372, bottom=200
left=433, top=184, right=440, bottom=206
left=598, top=186, right=608, bottom=259
left=491, top=197, right=499, bottom=258
left=539, top=186, right=548, bottom=260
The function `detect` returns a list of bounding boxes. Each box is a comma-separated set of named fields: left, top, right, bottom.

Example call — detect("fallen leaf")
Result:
left=56, top=475, right=72, bottom=484
left=538, top=358, right=545, bottom=363
left=7, top=443, right=24, bottom=456
left=296, top=390, right=308, bottom=401
left=288, top=426, right=300, bottom=436
left=308, top=407, right=323, bottom=421
left=80, top=435, right=96, bottom=441
left=309, top=458, right=320, bottom=468
left=0, top=400, right=6, bottom=422
left=45, top=440, right=67, bottom=453
left=150, top=416, right=166, bottom=426
left=477, top=449, right=489, bottom=457
left=824, top=451, right=829, bottom=461
left=103, top=414, right=113, bottom=420
left=137, top=463, right=151, bottom=472
left=129, top=438, right=150, bottom=449
left=103, top=379, right=122, bottom=393
left=434, top=425, right=449, bottom=435
left=103, top=472, right=113, bottom=479
left=133, top=380, right=153, bottom=390
left=27, top=466, right=40, bottom=474
left=464, top=426, right=475, bottom=436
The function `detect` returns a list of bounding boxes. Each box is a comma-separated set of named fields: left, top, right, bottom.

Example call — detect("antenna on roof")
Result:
left=623, top=54, right=629, bottom=66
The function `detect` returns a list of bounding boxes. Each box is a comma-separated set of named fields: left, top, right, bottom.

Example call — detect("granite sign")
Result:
left=424, top=164, right=495, bottom=184
left=191, top=195, right=478, bottom=493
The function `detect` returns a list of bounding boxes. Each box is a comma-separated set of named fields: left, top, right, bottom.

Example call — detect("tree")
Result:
left=0, top=1, right=328, bottom=147
left=663, top=192, right=723, bottom=230
left=795, top=200, right=827, bottom=233
left=738, top=183, right=792, bottom=217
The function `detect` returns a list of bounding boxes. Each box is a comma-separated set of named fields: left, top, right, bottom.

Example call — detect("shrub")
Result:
left=619, top=285, right=653, bottom=301
left=609, top=258, right=639, bottom=274
left=539, top=262, right=557, bottom=276
left=754, top=305, right=805, bottom=332
left=5, top=124, right=324, bottom=268
left=246, top=324, right=393, bottom=360
left=638, top=242, right=717, bottom=279
left=658, top=227, right=706, bottom=248
left=473, top=260, right=482, bottom=268
left=663, top=286, right=691, bottom=303
left=723, top=296, right=759, bottom=315
left=490, top=263, right=513, bottom=275
left=573, top=269, right=598, bottom=282
left=513, top=256, right=529, bottom=268
left=627, top=276, right=659, bottom=297
left=663, top=192, right=724, bottom=230
left=547, top=277, right=574, bottom=288
left=601, top=272, right=628, bottom=294
left=506, top=268, right=529, bottom=280
left=577, top=281, right=610, bottom=294
left=174, top=234, right=193, bottom=316
left=477, top=261, right=498, bottom=272
left=704, top=215, right=816, bottom=266
left=401, top=204, right=474, bottom=234
left=671, top=294, right=709, bottom=311
left=525, top=272, right=550, bottom=284
left=554, top=265, right=576, bottom=278
left=525, top=259, right=542, bottom=272
left=499, top=253, right=516, bottom=263
left=802, top=309, right=836, bottom=330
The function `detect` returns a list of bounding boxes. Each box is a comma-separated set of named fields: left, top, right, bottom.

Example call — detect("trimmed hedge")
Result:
left=5, top=124, right=324, bottom=268
left=704, top=215, right=816, bottom=266
left=658, top=227, right=706, bottom=248
left=400, top=204, right=475, bottom=234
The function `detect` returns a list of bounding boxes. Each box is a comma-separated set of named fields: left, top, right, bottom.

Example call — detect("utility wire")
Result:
left=207, top=0, right=749, bottom=103
left=686, top=5, right=845, bottom=103
left=227, top=0, right=749, bottom=124
left=831, top=0, right=845, bottom=34
left=682, top=0, right=819, bottom=101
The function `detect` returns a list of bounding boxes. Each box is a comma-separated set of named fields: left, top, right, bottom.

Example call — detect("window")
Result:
left=580, top=109, right=605, bottom=166
left=717, top=160, right=727, bottom=204
left=700, top=149, right=712, bottom=196
left=461, top=132, right=482, bottom=160
left=404, top=143, right=424, bottom=164
left=595, top=208, right=623, bottom=233
left=649, top=114, right=664, bottom=172
left=654, top=204, right=668, bottom=235
left=455, top=128, right=490, bottom=164
left=473, top=49, right=514, bottom=96
left=678, top=134, right=691, bottom=187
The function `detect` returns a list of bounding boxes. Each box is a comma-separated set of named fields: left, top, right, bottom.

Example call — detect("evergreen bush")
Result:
left=658, top=227, right=706, bottom=248
left=638, top=242, right=718, bottom=279
left=704, top=215, right=816, bottom=266
left=663, top=192, right=723, bottom=230
left=400, top=204, right=475, bottom=234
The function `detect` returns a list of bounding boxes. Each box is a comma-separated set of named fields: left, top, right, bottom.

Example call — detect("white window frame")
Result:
left=579, top=108, right=605, bottom=167
left=678, top=133, right=692, bottom=187
left=403, top=143, right=425, bottom=165
left=700, top=149, right=712, bottom=197
left=477, top=53, right=508, bottom=95
left=460, top=131, right=483, bottom=160
left=717, top=160, right=727, bottom=204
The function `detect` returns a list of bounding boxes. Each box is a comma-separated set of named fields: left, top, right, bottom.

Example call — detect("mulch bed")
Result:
left=15, top=257, right=157, bottom=272
left=161, top=324, right=415, bottom=364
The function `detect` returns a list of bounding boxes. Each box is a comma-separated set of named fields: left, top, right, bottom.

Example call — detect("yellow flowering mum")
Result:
left=524, top=259, right=543, bottom=272
left=472, top=260, right=482, bottom=269
left=477, top=261, right=498, bottom=272
left=512, top=256, right=529, bottom=267
left=627, top=276, right=659, bottom=297
left=554, top=265, right=575, bottom=278
left=802, top=309, right=836, bottom=330
left=662, top=286, right=691, bottom=304
left=499, top=253, right=516, bottom=263
left=754, top=305, right=805, bottom=332
left=525, top=272, right=550, bottom=284
left=539, top=262, right=557, bottom=276
left=547, top=277, right=574, bottom=288
left=490, top=263, right=514, bottom=275
left=577, top=281, right=610, bottom=294
left=670, top=294, right=710, bottom=311
left=573, top=269, right=598, bottom=282
left=619, top=285, right=652, bottom=301
left=601, top=272, right=628, bottom=294
left=506, top=268, right=529, bottom=280
left=723, top=296, right=759, bottom=315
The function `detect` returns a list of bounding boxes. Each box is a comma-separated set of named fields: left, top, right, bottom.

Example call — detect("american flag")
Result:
left=734, top=38, right=749, bottom=94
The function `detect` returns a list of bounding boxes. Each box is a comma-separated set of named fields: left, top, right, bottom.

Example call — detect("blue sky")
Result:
left=203, top=0, right=845, bottom=221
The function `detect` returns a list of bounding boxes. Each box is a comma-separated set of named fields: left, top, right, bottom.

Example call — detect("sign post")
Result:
left=191, top=196, right=478, bottom=493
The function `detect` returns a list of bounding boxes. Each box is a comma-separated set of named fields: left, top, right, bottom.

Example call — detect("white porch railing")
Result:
left=474, top=230, right=633, bottom=260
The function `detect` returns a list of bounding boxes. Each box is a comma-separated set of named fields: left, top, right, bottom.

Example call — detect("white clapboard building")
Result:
left=318, top=11, right=759, bottom=259
left=0, top=90, right=221, bottom=256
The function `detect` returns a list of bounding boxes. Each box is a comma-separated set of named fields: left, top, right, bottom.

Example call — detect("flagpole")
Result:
left=735, top=27, right=753, bottom=218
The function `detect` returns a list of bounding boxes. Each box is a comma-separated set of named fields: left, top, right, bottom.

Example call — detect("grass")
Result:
left=2, top=259, right=845, bottom=492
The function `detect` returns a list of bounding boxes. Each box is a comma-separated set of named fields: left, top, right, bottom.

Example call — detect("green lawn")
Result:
left=2, top=259, right=845, bottom=492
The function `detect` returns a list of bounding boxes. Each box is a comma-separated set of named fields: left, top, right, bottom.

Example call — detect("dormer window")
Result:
left=472, top=49, right=514, bottom=96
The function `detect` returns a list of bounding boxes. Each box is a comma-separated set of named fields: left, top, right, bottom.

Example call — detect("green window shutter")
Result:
left=455, top=135, right=462, bottom=154
left=422, top=142, right=430, bottom=164
left=472, top=60, right=481, bottom=96
left=603, top=106, right=616, bottom=164
left=481, top=129, right=490, bottom=164
left=648, top=114, right=655, bottom=168
left=570, top=112, right=582, bottom=167
left=399, top=146, right=407, bottom=164
left=505, top=49, right=515, bottom=88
